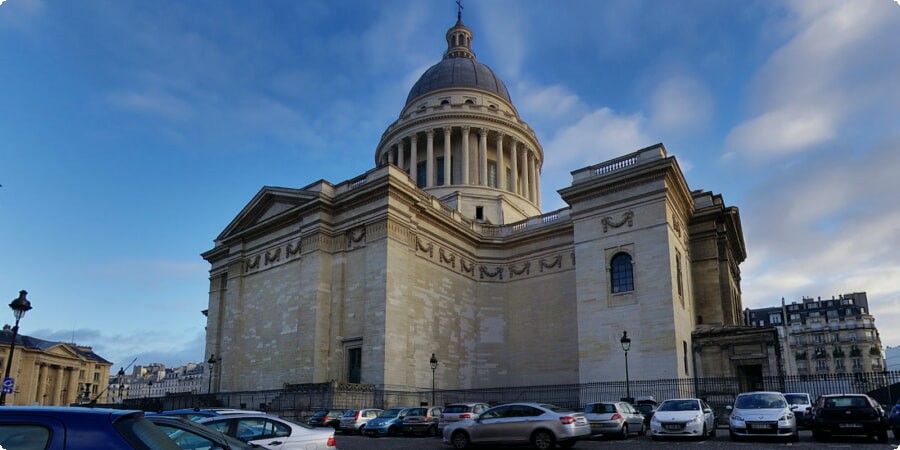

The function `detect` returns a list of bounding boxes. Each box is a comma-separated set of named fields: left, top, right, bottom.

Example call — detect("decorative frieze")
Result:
left=416, top=236, right=434, bottom=258
left=439, top=248, right=456, bottom=268
left=601, top=210, right=634, bottom=232
left=509, top=261, right=531, bottom=278
left=539, top=255, right=561, bottom=272
left=479, top=265, right=504, bottom=280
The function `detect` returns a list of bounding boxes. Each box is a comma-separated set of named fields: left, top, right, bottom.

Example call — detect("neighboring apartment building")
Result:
left=745, top=293, right=884, bottom=376
left=108, top=362, right=206, bottom=403
left=0, top=327, right=112, bottom=406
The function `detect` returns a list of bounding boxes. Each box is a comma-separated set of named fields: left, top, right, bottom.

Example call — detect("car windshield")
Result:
left=407, top=408, right=427, bottom=416
left=311, top=411, right=328, bottom=417
left=735, top=393, right=787, bottom=409
left=278, top=416, right=314, bottom=429
left=379, top=408, right=404, bottom=418
left=635, top=404, right=654, bottom=414
left=585, top=403, right=616, bottom=414
left=443, top=405, right=470, bottom=413
left=823, top=396, right=869, bottom=408
left=658, top=400, right=699, bottom=412
left=784, top=394, right=809, bottom=405
left=342, top=410, right=358, bottom=417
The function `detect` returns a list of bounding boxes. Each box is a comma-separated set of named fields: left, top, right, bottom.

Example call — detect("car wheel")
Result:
left=619, top=423, right=629, bottom=439
left=701, top=424, right=708, bottom=440
left=428, top=424, right=438, bottom=437
left=729, top=429, right=739, bottom=441
left=387, top=426, right=398, bottom=437
left=813, top=430, right=829, bottom=441
left=878, top=429, right=889, bottom=443
left=709, top=419, right=717, bottom=437
left=638, top=422, right=646, bottom=436
left=451, top=431, right=470, bottom=449
left=789, top=430, right=799, bottom=443
left=893, top=427, right=900, bottom=439
left=531, top=429, right=556, bottom=450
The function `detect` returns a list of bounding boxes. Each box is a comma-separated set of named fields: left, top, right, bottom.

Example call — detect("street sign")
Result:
left=2, top=377, right=14, bottom=394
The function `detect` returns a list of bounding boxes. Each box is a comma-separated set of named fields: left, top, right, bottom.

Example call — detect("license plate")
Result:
left=590, top=423, right=601, bottom=429
left=665, top=424, right=682, bottom=430
left=839, top=423, right=863, bottom=428
left=750, top=423, right=772, bottom=429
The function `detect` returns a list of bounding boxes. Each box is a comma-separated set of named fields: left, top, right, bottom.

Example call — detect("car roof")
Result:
left=0, top=406, right=143, bottom=421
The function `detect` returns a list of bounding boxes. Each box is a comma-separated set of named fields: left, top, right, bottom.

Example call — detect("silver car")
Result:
left=438, top=402, right=490, bottom=433
left=338, top=408, right=382, bottom=434
left=584, top=401, right=646, bottom=438
left=649, top=398, right=716, bottom=440
left=198, top=413, right=336, bottom=449
left=727, top=391, right=798, bottom=442
left=442, top=402, right=590, bottom=450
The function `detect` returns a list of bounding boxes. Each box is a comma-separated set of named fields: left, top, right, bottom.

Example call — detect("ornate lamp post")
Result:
left=620, top=331, right=632, bottom=403
left=429, top=353, right=438, bottom=406
left=0, top=290, right=33, bottom=405
left=117, top=367, right=126, bottom=404
left=207, top=354, right=218, bottom=394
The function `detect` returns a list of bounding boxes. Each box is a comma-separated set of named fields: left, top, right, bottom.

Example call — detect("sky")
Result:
left=1, top=0, right=899, bottom=373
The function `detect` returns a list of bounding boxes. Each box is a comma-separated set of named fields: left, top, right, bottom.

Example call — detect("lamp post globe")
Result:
left=620, top=331, right=632, bottom=403
left=207, top=354, right=217, bottom=394
left=0, top=290, right=33, bottom=406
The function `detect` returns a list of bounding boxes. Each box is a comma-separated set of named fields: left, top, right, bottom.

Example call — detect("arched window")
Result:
left=610, top=252, right=634, bottom=293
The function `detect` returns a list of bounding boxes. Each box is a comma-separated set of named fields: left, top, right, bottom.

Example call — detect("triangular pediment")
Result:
left=43, top=343, right=82, bottom=359
left=217, top=186, right=319, bottom=241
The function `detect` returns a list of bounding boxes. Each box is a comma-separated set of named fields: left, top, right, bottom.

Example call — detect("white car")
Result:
left=199, top=413, right=336, bottom=449
left=727, top=391, right=798, bottom=442
left=650, top=398, right=716, bottom=440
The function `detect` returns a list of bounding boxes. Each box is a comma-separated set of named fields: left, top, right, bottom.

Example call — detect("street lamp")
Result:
left=429, top=353, right=438, bottom=406
left=207, top=354, right=219, bottom=394
left=0, top=290, right=33, bottom=405
left=117, top=367, right=126, bottom=404
left=620, top=331, right=632, bottom=403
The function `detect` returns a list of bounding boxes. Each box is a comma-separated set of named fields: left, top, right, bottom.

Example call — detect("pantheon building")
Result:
left=202, top=14, right=763, bottom=393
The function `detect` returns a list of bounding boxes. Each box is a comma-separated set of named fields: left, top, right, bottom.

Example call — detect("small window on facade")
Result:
left=610, top=252, right=634, bottom=293
left=487, top=161, right=497, bottom=188
left=436, top=157, right=445, bottom=186
left=416, top=162, right=426, bottom=188
left=676, top=250, right=684, bottom=303
left=475, top=206, right=484, bottom=221
left=683, top=341, right=689, bottom=375
left=489, top=104, right=497, bottom=110
left=346, top=347, right=362, bottom=384
left=440, top=99, right=450, bottom=106
left=464, top=99, right=474, bottom=105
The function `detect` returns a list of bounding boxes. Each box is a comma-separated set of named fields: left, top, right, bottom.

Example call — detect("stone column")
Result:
left=410, top=135, right=418, bottom=185
left=536, top=164, right=541, bottom=209
left=528, top=151, right=536, bottom=202
left=426, top=129, right=435, bottom=187
left=54, top=365, right=65, bottom=406
left=397, top=140, right=405, bottom=172
left=496, top=132, right=505, bottom=191
left=510, top=138, right=519, bottom=195
left=35, top=363, right=47, bottom=405
left=461, top=126, right=470, bottom=185
left=443, top=126, right=452, bottom=186
left=387, top=148, right=394, bottom=165
left=479, top=128, right=488, bottom=186
left=66, top=367, right=79, bottom=405
left=521, top=147, right=530, bottom=200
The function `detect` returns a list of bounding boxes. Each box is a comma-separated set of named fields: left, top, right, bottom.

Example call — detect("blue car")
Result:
left=363, top=407, right=415, bottom=437
left=0, top=406, right=181, bottom=449
left=890, top=398, right=900, bottom=439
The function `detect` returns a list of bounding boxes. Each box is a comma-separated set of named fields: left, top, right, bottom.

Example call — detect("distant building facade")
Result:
left=108, top=362, right=206, bottom=403
left=0, top=327, right=111, bottom=406
left=745, top=293, right=884, bottom=376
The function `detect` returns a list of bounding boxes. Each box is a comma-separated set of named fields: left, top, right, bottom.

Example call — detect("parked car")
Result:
left=891, top=398, right=900, bottom=439
left=783, top=393, right=813, bottom=427
left=0, top=406, right=181, bottom=450
left=649, top=398, right=716, bottom=440
left=727, top=391, right=798, bottom=442
left=401, top=406, right=443, bottom=436
left=811, top=393, right=889, bottom=443
left=338, top=408, right=382, bottom=434
left=364, top=406, right=415, bottom=437
left=584, top=400, right=646, bottom=438
left=634, top=395, right=659, bottom=427
left=198, top=413, right=336, bottom=449
left=437, top=402, right=490, bottom=433
left=442, top=402, right=590, bottom=450
left=306, top=409, right=344, bottom=429
left=147, top=414, right=257, bottom=450
left=154, top=408, right=266, bottom=422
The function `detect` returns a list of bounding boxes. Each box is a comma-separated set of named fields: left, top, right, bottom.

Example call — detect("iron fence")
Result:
left=119, top=370, right=900, bottom=421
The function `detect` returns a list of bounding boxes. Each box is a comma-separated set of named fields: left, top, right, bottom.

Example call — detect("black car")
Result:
left=307, top=409, right=344, bottom=429
left=811, top=394, right=889, bottom=443
left=634, top=396, right=659, bottom=426
left=0, top=406, right=182, bottom=450
left=148, top=415, right=258, bottom=449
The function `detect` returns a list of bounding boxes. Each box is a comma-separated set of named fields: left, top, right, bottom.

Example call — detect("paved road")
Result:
left=334, top=430, right=900, bottom=450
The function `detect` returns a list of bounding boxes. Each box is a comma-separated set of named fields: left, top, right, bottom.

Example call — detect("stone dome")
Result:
left=405, top=58, right=511, bottom=106
left=404, top=16, right=511, bottom=106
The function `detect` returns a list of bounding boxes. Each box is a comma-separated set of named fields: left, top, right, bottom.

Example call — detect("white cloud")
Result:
left=726, top=0, right=900, bottom=161
left=648, top=76, right=713, bottom=133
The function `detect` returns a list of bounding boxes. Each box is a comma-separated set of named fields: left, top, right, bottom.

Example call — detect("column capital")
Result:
left=495, top=131, right=505, bottom=142
left=478, top=127, right=488, bottom=137
left=461, top=125, right=471, bottom=134
left=426, top=128, right=435, bottom=138
left=410, top=134, right=418, bottom=144
left=443, top=125, right=452, bottom=134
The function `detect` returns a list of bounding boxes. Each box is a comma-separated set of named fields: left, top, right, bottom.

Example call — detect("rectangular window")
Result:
left=487, top=161, right=497, bottom=188
left=769, top=314, right=782, bottom=324
left=676, top=251, right=684, bottom=302
left=683, top=341, right=689, bottom=375
left=475, top=206, right=484, bottom=221
left=416, top=162, right=426, bottom=188
left=346, top=347, right=362, bottom=384
left=506, top=168, right=512, bottom=191
left=436, top=157, right=446, bottom=186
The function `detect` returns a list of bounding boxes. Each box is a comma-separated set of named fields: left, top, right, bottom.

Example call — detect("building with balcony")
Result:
left=108, top=362, right=206, bottom=403
left=0, top=327, right=111, bottom=406
left=745, top=293, right=884, bottom=376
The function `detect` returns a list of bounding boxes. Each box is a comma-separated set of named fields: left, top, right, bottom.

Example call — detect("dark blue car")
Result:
left=0, top=406, right=181, bottom=449
left=890, top=398, right=900, bottom=439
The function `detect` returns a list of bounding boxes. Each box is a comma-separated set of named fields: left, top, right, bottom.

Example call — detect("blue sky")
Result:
left=1, top=0, right=899, bottom=372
